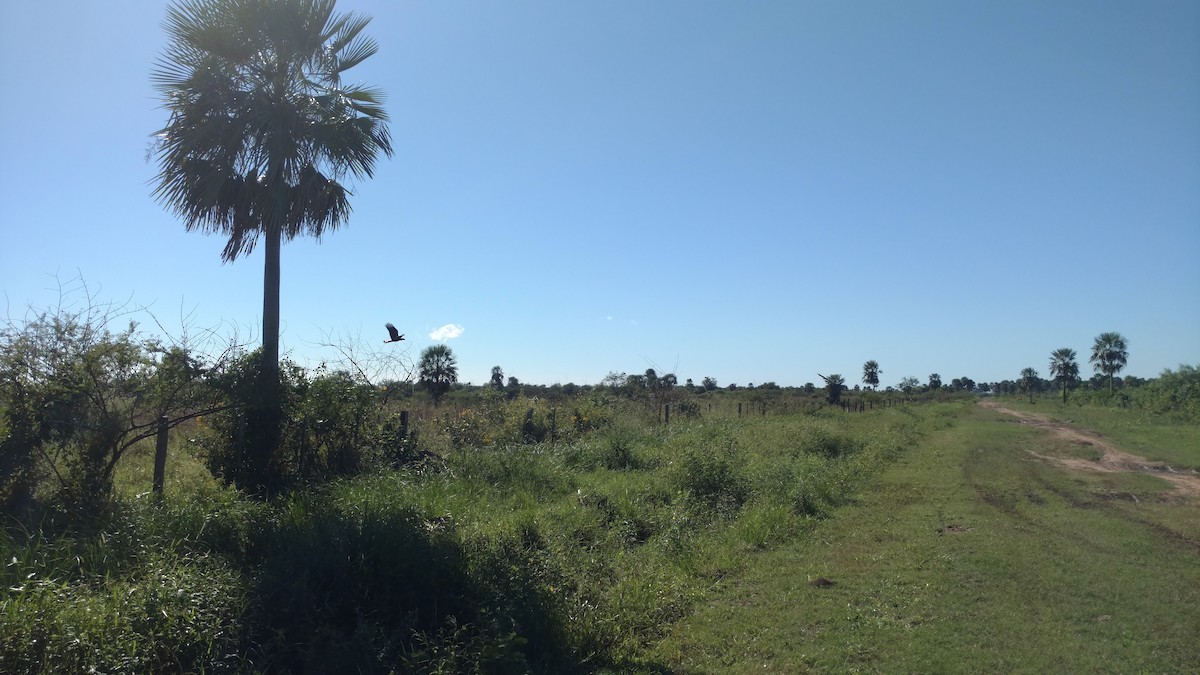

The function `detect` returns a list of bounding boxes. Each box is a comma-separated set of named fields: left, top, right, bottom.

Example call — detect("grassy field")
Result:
left=1, top=400, right=955, bottom=672
left=653, top=402, right=1200, bottom=672
left=6, top=398, right=1198, bottom=672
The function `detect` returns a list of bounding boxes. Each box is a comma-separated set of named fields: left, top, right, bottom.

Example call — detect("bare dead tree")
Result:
left=308, top=325, right=417, bottom=403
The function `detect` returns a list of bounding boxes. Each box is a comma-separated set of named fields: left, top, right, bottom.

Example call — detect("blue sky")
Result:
left=2, top=0, right=1197, bottom=388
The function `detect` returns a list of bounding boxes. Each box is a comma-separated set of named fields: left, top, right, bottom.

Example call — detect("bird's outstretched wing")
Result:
left=385, top=323, right=404, bottom=342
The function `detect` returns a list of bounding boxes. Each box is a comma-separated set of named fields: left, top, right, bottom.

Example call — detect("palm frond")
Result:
left=152, top=0, right=392, bottom=263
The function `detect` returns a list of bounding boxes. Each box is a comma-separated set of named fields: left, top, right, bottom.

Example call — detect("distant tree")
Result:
left=1020, top=367, right=1039, bottom=403
left=644, top=368, right=659, bottom=391
left=600, top=372, right=627, bottom=389
left=928, top=373, right=942, bottom=390
left=505, top=375, right=521, bottom=400
left=151, top=0, right=393, bottom=485
left=819, top=373, right=846, bottom=404
left=1122, top=375, right=1147, bottom=388
left=418, top=345, right=458, bottom=406
left=898, top=376, right=920, bottom=394
left=1049, top=348, right=1080, bottom=403
left=490, top=366, right=504, bottom=391
left=1090, top=332, right=1129, bottom=392
left=685, top=378, right=694, bottom=388
left=862, top=360, right=881, bottom=390
left=803, top=382, right=816, bottom=395
left=702, top=376, right=718, bottom=392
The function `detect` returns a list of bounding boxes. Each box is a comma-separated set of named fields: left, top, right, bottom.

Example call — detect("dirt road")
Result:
left=979, top=400, right=1200, bottom=501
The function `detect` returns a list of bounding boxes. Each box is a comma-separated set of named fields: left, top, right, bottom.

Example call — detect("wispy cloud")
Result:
left=429, top=323, right=464, bottom=340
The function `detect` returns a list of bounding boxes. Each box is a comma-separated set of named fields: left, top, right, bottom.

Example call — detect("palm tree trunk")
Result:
left=262, top=225, right=281, bottom=378
left=249, top=224, right=283, bottom=497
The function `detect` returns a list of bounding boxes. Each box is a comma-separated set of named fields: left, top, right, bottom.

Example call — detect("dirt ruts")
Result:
left=979, top=400, right=1200, bottom=501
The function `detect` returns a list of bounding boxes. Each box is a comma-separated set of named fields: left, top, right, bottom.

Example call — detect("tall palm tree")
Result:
left=1089, top=332, right=1128, bottom=392
left=419, top=345, right=459, bottom=406
left=1048, top=348, right=1079, bottom=404
left=862, top=360, right=881, bottom=391
left=152, top=0, right=392, bottom=486
left=1019, top=367, right=1039, bottom=403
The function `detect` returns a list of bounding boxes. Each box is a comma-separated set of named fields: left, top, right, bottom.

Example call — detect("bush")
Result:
left=671, top=424, right=748, bottom=508
left=1139, top=364, right=1200, bottom=421
left=199, top=352, right=393, bottom=493
left=0, top=294, right=218, bottom=518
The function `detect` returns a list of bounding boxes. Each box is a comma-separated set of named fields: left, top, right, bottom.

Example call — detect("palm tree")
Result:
left=1019, top=367, right=1039, bottom=403
left=928, top=373, right=942, bottom=390
left=1048, top=348, right=1079, bottom=404
left=1089, top=332, right=1128, bottom=392
left=151, top=0, right=393, bottom=479
left=862, top=360, right=881, bottom=391
left=819, top=373, right=846, bottom=404
left=419, top=345, right=458, bottom=406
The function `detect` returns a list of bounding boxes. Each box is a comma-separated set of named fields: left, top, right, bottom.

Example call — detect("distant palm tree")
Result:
left=862, top=360, right=881, bottom=391
left=1020, top=367, right=1040, bottom=403
left=151, top=0, right=393, bottom=482
left=419, top=345, right=458, bottom=406
left=819, top=373, right=846, bottom=404
left=1048, top=348, right=1079, bottom=404
left=928, top=373, right=942, bottom=390
left=1089, top=332, right=1128, bottom=392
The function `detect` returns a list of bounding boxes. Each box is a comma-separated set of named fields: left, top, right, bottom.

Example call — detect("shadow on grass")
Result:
left=240, top=493, right=575, bottom=673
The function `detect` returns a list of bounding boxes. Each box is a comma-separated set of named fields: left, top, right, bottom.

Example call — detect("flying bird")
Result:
left=384, top=323, right=405, bottom=343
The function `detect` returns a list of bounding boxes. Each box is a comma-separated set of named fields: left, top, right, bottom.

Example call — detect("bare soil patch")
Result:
left=979, top=400, right=1200, bottom=502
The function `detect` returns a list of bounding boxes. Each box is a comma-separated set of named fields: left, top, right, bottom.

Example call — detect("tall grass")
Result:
left=2, top=400, right=953, bottom=672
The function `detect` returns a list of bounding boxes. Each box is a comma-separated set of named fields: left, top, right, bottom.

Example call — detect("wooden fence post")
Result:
left=664, top=403, right=670, bottom=427
left=737, top=402, right=742, bottom=418
left=152, top=415, right=168, bottom=499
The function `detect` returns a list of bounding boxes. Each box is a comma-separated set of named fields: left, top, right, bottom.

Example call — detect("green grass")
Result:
left=653, top=403, right=1200, bottom=672
left=4, top=403, right=949, bottom=672
left=12, top=399, right=1194, bottom=672
left=999, top=396, right=1200, bottom=471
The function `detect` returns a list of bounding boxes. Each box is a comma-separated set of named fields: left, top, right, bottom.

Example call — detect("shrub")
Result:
left=0, top=302, right=219, bottom=518
left=671, top=424, right=747, bottom=508
left=199, top=352, right=391, bottom=493
left=1139, top=364, right=1200, bottom=421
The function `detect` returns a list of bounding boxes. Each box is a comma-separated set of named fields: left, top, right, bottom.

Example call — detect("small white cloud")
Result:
left=606, top=315, right=613, bottom=321
left=429, top=324, right=464, bottom=340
